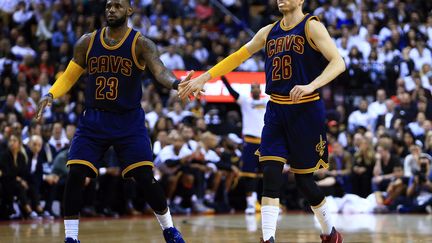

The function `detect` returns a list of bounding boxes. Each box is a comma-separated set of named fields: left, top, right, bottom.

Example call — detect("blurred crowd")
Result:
left=0, top=0, right=432, bottom=220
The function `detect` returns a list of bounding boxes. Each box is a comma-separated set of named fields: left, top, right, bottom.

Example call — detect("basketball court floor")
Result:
left=1, top=213, right=431, bottom=243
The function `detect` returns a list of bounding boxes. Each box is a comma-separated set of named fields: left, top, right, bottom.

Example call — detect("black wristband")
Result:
left=46, top=93, right=53, bottom=99
left=172, top=79, right=180, bottom=90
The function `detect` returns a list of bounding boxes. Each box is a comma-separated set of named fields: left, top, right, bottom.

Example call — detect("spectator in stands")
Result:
left=0, top=133, right=38, bottom=219
left=160, top=45, right=185, bottom=70
left=348, top=99, right=373, bottom=133
left=48, top=122, right=69, bottom=152
left=372, top=141, right=401, bottom=192
left=11, top=35, right=36, bottom=61
left=398, top=155, right=432, bottom=213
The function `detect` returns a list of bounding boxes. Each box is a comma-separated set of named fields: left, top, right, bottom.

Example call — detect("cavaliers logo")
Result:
left=315, top=135, right=326, bottom=157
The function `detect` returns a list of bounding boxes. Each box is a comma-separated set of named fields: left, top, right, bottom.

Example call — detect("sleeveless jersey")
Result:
left=264, top=14, right=327, bottom=96
left=85, top=27, right=145, bottom=112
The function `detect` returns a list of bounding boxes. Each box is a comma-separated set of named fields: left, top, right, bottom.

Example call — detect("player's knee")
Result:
left=68, top=164, right=94, bottom=182
left=130, top=166, right=154, bottom=185
left=262, top=161, right=284, bottom=198
left=294, top=173, right=325, bottom=206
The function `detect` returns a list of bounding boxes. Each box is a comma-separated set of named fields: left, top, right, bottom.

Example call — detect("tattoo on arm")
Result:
left=139, top=36, right=177, bottom=89
left=72, top=33, right=92, bottom=68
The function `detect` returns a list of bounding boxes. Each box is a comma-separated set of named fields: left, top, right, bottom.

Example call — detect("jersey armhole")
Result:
left=85, top=31, right=97, bottom=63
left=264, top=21, right=279, bottom=44
left=305, top=16, right=320, bottom=52
left=132, top=32, right=146, bottom=71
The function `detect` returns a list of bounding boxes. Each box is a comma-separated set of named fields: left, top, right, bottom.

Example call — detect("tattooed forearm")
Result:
left=139, top=36, right=178, bottom=89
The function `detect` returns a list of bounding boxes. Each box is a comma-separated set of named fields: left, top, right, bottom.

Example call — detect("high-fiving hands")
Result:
left=178, top=72, right=209, bottom=100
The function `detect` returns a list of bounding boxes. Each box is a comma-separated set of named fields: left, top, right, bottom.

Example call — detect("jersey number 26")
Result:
left=272, top=55, right=292, bottom=81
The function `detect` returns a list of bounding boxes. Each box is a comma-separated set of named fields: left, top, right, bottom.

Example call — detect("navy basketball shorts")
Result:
left=258, top=99, right=329, bottom=174
left=241, top=136, right=261, bottom=176
left=67, top=108, right=153, bottom=178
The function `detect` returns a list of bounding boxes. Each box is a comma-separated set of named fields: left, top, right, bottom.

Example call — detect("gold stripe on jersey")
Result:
left=270, top=93, right=320, bottom=104
left=86, top=31, right=97, bottom=62
left=244, top=136, right=261, bottom=144
left=305, top=16, right=320, bottom=52
left=100, top=27, right=132, bottom=50
left=132, top=32, right=146, bottom=70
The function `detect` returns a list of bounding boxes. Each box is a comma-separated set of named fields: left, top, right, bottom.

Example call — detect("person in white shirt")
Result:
left=409, top=38, right=432, bottom=71
left=167, top=101, right=192, bottom=125
left=368, top=89, right=387, bottom=130
left=11, top=36, right=36, bottom=60
left=348, top=99, right=374, bottom=133
left=221, top=75, right=268, bottom=214
left=48, top=123, right=69, bottom=152
left=408, top=112, right=427, bottom=138
left=160, top=45, right=185, bottom=70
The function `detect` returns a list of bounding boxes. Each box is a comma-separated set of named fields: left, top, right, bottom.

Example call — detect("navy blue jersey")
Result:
left=85, top=27, right=145, bottom=112
left=264, top=14, right=327, bottom=96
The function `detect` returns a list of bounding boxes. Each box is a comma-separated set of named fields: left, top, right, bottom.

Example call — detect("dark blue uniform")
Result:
left=258, top=14, right=329, bottom=174
left=68, top=27, right=153, bottom=178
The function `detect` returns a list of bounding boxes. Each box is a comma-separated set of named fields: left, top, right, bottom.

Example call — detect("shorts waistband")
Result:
left=270, top=93, right=320, bottom=105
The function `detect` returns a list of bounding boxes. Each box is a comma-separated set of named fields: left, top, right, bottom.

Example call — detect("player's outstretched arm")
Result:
left=35, top=34, right=91, bottom=120
left=137, top=36, right=194, bottom=90
left=289, top=20, right=346, bottom=102
left=178, top=24, right=274, bottom=100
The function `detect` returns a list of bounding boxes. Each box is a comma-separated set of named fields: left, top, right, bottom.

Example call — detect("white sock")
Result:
left=246, top=194, right=256, bottom=207
left=261, top=205, right=279, bottom=240
left=311, top=198, right=333, bottom=235
left=155, top=208, right=174, bottom=230
left=64, top=219, right=79, bottom=240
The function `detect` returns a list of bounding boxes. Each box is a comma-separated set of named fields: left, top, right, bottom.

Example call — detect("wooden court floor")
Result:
left=1, top=213, right=431, bottom=243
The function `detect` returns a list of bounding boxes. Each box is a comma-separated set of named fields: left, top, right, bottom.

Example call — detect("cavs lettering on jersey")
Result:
left=85, top=27, right=145, bottom=112
left=264, top=14, right=328, bottom=103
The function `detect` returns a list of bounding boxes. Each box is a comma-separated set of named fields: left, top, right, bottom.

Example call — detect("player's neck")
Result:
left=106, top=24, right=129, bottom=40
left=282, top=9, right=305, bottom=29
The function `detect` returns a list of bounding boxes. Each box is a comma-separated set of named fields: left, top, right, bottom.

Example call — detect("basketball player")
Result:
left=178, top=0, right=346, bottom=242
left=35, top=0, right=188, bottom=242
left=220, top=76, right=268, bottom=214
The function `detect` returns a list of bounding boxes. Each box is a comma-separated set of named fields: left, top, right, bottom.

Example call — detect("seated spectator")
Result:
left=48, top=122, right=69, bottom=152
left=11, top=36, right=36, bottom=61
left=348, top=99, right=373, bottom=133
left=160, top=45, right=185, bottom=70
left=397, top=155, right=432, bottom=213
left=0, top=133, right=39, bottom=219
left=372, top=141, right=401, bottom=192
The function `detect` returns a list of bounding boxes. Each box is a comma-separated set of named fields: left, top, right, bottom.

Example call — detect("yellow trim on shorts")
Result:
left=289, top=159, right=329, bottom=174
left=122, top=161, right=154, bottom=178
left=100, top=27, right=132, bottom=50
left=67, top=160, right=98, bottom=176
left=259, top=156, right=287, bottom=163
left=270, top=93, right=320, bottom=105
left=311, top=198, right=326, bottom=209
left=244, top=136, right=261, bottom=144
left=131, top=32, right=146, bottom=70
left=86, top=31, right=97, bottom=63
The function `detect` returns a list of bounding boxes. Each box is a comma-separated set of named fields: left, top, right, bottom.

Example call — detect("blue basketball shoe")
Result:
left=163, top=227, right=185, bottom=243
left=64, top=237, right=80, bottom=243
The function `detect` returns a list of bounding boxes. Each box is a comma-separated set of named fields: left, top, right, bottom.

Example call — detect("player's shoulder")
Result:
left=134, top=34, right=158, bottom=53
left=74, top=32, right=95, bottom=49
